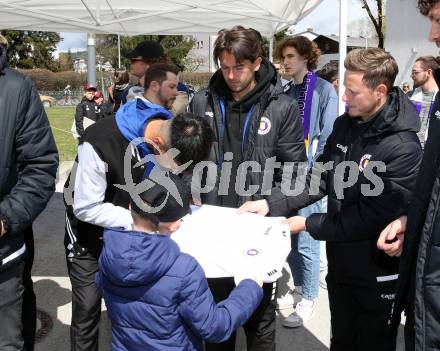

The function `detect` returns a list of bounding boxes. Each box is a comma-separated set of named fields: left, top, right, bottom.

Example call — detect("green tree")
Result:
left=96, top=34, right=195, bottom=70
left=65, top=49, right=74, bottom=70
left=0, top=30, right=61, bottom=70
left=262, top=29, right=289, bottom=60
left=59, top=49, right=74, bottom=71
left=95, top=34, right=119, bottom=68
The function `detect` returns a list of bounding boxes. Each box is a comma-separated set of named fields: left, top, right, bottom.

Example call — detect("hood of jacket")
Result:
left=209, top=57, right=282, bottom=111
left=115, top=98, right=173, bottom=156
left=348, top=87, right=421, bottom=139
left=0, top=44, right=7, bottom=74
left=99, top=228, right=180, bottom=287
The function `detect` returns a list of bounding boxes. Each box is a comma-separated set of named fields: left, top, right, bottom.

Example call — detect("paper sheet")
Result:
left=171, top=205, right=290, bottom=282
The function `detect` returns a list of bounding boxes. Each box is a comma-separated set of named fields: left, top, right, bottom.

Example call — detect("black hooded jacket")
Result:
left=189, top=58, right=306, bottom=207
left=268, top=88, right=422, bottom=284
left=0, top=43, right=58, bottom=271
left=394, top=68, right=440, bottom=350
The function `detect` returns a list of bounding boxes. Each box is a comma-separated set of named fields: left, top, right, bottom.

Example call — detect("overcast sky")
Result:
left=57, top=0, right=370, bottom=52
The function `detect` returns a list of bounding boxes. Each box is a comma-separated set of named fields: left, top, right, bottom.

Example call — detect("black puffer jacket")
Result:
left=394, top=68, right=440, bottom=350
left=268, top=88, right=422, bottom=284
left=0, top=43, right=58, bottom=271
left=189, top=58, right=306, bottom=207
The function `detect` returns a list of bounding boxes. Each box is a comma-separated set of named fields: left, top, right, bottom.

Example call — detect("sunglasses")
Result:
left=130, top=58, right=145, bottom=64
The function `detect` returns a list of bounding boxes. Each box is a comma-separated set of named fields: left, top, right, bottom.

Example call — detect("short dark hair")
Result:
left=317, top=62, right=339, bottom=83
left=213, top=26, right=263, bottom=68
left=415, top=55, right=440, bottom=71
left=144, top=63, right=180, bottom=90
left=114, top=69, right=130, bottom=85
left=274, top=36, right=321, bottom=70
left=418, top=0, right=439, bottom=15
left=130, top=172, right=191, bottom=225
left=169, top=112, right=214, bottom=166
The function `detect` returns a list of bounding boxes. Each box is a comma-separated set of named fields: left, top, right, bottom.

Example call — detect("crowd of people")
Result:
left=2, top=0, right=440, bottom=350
left=72, top=41, right=193, bottom=140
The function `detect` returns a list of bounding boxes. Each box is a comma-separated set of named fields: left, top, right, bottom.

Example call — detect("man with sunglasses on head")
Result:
left=122, top=40, right=168, bottom=104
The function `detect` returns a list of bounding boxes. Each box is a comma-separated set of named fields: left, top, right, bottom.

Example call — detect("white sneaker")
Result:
left=282, top=299, right=315, bottom=328
left=276, top=288, right=303, bottom=310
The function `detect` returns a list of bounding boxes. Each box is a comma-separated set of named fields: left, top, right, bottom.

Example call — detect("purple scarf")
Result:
left=411, top=101, right=434, bottom=116
left=297, top=71, right=318, bottom=145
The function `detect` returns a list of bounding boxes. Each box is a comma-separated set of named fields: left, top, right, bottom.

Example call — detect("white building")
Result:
left=73, top=58, right=87, bottom=73
left=385, top=0, right=438, bottom=88
left=72, top=54, right=113, bottom=73
left=187, top=33, right=216, bottom=72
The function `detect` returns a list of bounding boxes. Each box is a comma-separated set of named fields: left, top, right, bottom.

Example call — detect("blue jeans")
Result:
left=287, top=198, right=326, bottom=300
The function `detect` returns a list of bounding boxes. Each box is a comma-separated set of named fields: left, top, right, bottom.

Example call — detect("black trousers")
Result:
left=22, top=227, right=36, bottom=351
left=327, top=273, right=399, bottom=351
left=205, top=277, right=276, bottom=351
left=0, top=262, right=25, bottom=351
left=66, top=240, right=102, bottom=351
left=403, top=303, right=415, bottom=351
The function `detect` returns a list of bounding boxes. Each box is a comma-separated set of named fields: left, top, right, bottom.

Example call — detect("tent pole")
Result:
left=118, top=34, right=121, bottom=68
left=209, top=34, right=212, bottom=73
left=269, top=33, right=274, bottom=62
left=338, top=0, right=347, bottom=115
left=87, top=33, right=97, bottom=86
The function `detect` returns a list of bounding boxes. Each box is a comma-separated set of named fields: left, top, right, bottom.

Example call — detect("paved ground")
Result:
left=31, top=161, right=405, bottom=350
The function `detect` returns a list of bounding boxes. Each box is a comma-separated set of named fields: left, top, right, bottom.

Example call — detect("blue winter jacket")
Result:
left=96, top=228, right=263, bottom=351
left=286, top=76, right=338, bottom=166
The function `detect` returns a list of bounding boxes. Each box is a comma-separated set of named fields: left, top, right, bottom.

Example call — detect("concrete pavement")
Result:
left=31, top=161, right=405, bottom=350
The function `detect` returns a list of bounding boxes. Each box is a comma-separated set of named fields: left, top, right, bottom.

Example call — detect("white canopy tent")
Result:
left=0, top=0, right=347, bottom=112
left=0, top=1, right=322, bottom=37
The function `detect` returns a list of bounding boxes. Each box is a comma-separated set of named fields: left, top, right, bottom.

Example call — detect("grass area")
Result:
left=45, top=107, right=78, bottom=161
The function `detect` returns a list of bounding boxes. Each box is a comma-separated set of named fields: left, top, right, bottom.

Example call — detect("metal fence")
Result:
left=39, top=90, right=84, bottom=107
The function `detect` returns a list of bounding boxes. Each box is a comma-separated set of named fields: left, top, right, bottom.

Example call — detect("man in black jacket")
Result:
left=73, top=84, right=99, bottom=138
left=0, top=35, right=58, bottom=350
left=377, top=1, right=440, bottom=350
left=189, top=26, right=306, bottom=351
left=240, top=48, right=422, bottom=350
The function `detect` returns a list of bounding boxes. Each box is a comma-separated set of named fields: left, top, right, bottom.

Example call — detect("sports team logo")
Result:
left=359, top=154, right=372, bottom=172
left=258, top=117, right=271, bottom=135
left=246, top=248, right=260, bottom=256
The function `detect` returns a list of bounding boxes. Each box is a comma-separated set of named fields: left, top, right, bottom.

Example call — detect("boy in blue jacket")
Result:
left=96, top=173, right=263, bottom=351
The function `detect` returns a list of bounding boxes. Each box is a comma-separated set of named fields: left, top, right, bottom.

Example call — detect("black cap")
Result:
left=131, top=172, right=191, bottom=225
left=127, top=41, right=165, bottom=60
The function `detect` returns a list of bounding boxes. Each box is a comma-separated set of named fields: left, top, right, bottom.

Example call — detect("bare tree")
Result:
left=359, top=0, right=385, bottom=48
left=182, top=54, right=206, bottom=72
left=348, top=17, right=376, bottom=39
